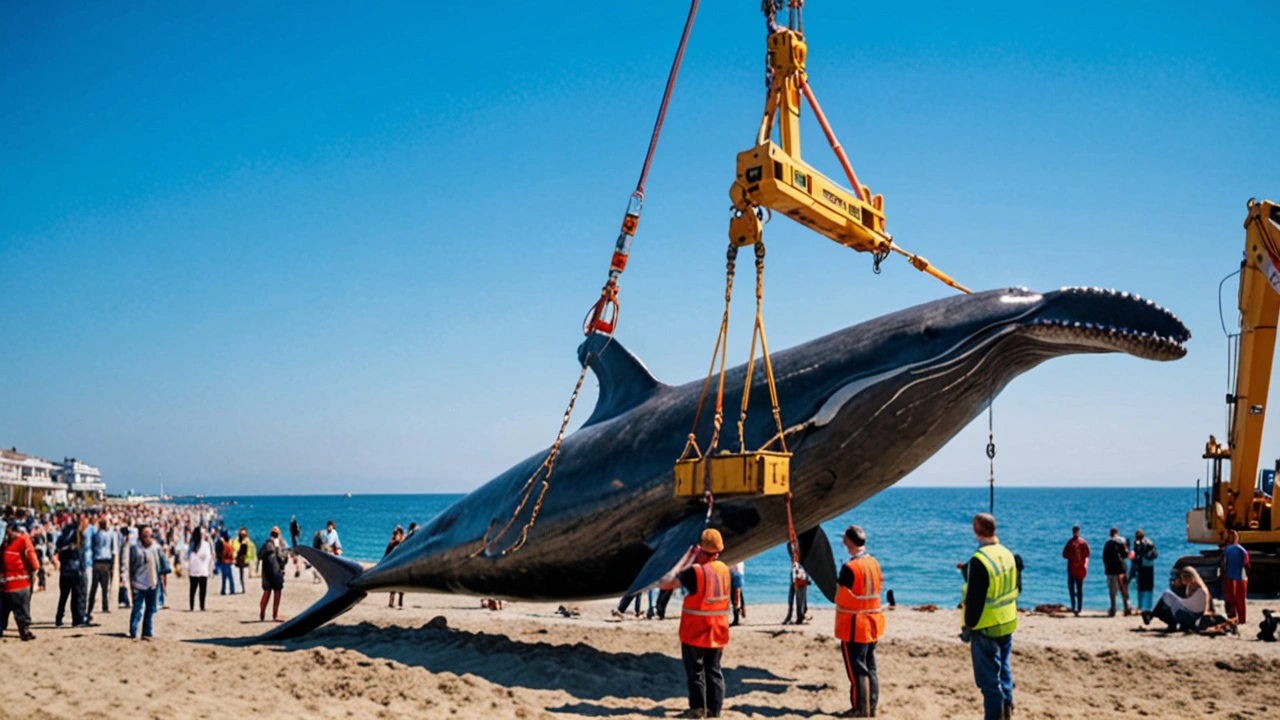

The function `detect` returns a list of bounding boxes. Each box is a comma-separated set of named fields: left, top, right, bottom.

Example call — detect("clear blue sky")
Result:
left=3, top=2, right=1277, bottom=495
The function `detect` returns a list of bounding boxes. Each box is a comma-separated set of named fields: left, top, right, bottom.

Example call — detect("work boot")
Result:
left=853, top=676, right=872, bottom=717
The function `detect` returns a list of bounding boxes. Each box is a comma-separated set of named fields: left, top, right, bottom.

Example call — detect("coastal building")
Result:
left=54, top=457, right=106, bottom=503
left=0, top=448, right=66, bottom=507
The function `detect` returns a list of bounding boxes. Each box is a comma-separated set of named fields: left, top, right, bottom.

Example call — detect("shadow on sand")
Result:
left=206, top=621, right=796, bottom=705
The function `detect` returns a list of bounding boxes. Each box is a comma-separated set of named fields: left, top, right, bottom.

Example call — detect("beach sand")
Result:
left=3, top=575, right=1278, bottom=719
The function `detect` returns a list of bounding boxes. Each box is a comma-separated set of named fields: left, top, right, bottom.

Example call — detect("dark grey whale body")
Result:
left=263, top=286, right=1188, bottom=640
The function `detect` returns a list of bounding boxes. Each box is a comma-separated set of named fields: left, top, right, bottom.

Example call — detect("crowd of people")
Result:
left=0, top=502, right=224, bottom=641
left=1060, top=524, right=1249, bottom=631
left=0, top=502, right=318, bottom=640
left=1061, top=524, right=1161, bottom=616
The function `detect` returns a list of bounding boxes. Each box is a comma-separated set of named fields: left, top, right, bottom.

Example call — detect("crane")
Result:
left=727, top=14, right=969, bottom=293
left=1181, top=198, right=1280, bottom=594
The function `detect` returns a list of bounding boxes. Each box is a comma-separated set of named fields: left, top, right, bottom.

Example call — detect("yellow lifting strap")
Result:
left=676, top=241, right=791, bottom=499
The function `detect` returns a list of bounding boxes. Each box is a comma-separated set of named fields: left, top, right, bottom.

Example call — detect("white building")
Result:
left=54, top=457, right=106, bottom=503
left=1, top=448, right=67, bottom=507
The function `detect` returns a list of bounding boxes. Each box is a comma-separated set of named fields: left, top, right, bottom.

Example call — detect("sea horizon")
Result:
left=167, top=484, right=1193, bottom=497
left=190, top=487, right=1208, bottom=610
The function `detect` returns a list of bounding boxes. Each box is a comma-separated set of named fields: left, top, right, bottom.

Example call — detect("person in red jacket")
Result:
left=666, top=528, right=731, bottom=719
left=1062, top=525, right=1090, bottom=616
left=1, top=520, right=40, bottom=640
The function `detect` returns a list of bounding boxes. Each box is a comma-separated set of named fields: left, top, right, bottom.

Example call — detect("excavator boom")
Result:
left=1184, top=199, right=1280, bottom=594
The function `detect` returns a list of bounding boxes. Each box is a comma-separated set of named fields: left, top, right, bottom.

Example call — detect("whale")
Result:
left=262, top=286, right=1189, bottom=640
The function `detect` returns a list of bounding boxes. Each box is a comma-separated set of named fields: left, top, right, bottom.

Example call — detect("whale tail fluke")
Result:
left=258, top=545, right=368, bottom=642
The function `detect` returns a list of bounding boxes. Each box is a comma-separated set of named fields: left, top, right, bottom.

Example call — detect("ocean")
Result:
left=191, top=487, right=1205, bottom=610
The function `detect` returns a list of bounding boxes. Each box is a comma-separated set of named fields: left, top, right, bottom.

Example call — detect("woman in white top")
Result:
left=186, top=526, right=213, bottom=611
left=1143, top=567, right=1213, bottom=630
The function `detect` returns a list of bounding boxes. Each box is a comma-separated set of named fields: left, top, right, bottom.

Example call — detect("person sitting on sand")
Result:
left=322, top=521, right=342, bottom=555
left=662, top=528, right=731, bottom=720
left=1142, top=567, right=1213, bottom=631
left=259, top=527, right=288, bottom=622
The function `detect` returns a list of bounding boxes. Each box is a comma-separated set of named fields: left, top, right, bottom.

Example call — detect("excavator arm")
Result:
left=1220, top=199, right=1280, bottom=533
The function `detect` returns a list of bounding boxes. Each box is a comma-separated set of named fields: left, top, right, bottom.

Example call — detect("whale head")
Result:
left=773, top=286, right=1189, bottom=515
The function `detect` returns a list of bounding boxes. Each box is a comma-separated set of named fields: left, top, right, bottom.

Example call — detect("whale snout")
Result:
left=1021, top=286, right=1190, bottom=361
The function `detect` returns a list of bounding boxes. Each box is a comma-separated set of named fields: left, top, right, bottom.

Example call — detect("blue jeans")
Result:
left=220, top=563, right=235, bottom=594
left=1067, top=575, right=1083, bottom=613
left=129, top=587, right=158, bottom=638
left=970, top=631, right=1013, bottom=720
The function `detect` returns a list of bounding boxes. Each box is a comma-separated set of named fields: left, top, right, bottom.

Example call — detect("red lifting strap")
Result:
left=581, top=0, right=700, bottom=337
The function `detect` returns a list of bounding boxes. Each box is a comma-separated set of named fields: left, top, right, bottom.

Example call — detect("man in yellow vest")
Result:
left=668, top=528, right=731, bottom=719
left=961, top=513, right=1018, bottom=720
left=834, top=525, right=884, bottom=717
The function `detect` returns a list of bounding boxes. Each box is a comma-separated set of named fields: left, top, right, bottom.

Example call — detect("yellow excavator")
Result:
left=1181, top=198, right=1280, bottom=594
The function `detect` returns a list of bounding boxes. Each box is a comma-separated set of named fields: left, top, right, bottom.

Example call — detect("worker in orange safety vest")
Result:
left=664, top=528, right=731, bottom=719
left=834, top=525, right=884, bottom=717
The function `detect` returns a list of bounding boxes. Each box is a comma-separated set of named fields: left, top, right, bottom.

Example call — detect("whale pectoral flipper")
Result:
left=621, top=514, right=707, bottom=598
left=798, top=525, right=839, bottom=603
left=258, top=546, right=368, bottom=642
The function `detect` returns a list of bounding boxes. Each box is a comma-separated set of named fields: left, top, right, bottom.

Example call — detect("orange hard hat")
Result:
left=699, top=528, right=724, bottom=554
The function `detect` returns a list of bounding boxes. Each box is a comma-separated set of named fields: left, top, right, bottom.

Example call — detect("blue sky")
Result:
left=3, top=2, right=1278, bottom=495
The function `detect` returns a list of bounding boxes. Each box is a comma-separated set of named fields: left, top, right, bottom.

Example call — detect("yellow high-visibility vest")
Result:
left=963, top=542, right=1018, bottom=637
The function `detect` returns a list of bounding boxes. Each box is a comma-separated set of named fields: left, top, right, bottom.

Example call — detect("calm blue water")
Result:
left=185, top=487, right=1203, bottom=609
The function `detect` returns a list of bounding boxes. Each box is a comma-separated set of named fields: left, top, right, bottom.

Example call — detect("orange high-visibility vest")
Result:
left=679, top=561, right=732, bottom=649
left=834, top=554, right=885, bottom=643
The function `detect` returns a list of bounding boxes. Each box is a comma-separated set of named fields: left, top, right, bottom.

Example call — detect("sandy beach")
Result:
left=2, top=574, right=1277, bottom=720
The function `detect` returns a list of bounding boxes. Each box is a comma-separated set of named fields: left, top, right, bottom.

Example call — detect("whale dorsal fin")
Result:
left=578, top=334, right=663, bottom=428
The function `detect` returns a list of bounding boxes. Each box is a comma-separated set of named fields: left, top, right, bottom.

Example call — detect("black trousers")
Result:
left=56, top=570, right=87, bottom=626
left=786, top=582, right=809, bottom=623
left=655, top=589, right=673, bottom=619
left=189, top=576, right=208, bottom=610
left=841, top=640, right=879, bottom=715
left=89, top=560, right=112, bottom=613
left=681, top=643, right=725, bottom=716
left=0, top=588, right=32, bottom=633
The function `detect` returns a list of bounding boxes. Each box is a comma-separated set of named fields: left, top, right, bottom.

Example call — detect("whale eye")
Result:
left=922, top=326, right=939, bottom=340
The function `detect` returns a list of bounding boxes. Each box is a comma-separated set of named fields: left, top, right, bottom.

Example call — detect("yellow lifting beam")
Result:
left=728, top=25, right=970, bottom=295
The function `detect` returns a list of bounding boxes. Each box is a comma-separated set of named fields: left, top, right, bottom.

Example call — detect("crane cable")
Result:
left=583, top=0, right=702, bottom=336
left=473, top=0, right=702, bottom=558
left=987, top=396, right=996, bottom=514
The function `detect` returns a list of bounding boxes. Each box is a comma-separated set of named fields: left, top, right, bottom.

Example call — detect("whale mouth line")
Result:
left=808, top=286, right=1189, bottom=428
left=1025, top=286, right=1190, bottom=361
